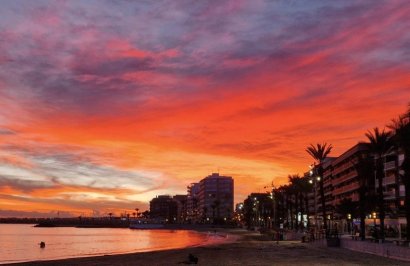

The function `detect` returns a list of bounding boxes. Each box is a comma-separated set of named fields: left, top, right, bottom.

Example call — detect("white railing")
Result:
left=384, top=161, right=396, bottom=171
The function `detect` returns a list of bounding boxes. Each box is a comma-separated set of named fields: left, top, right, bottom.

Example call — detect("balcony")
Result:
left=384, top=191, right=396, bottom=200
left=332, top=164, right=353, bottom=176
left=384, top=161, right=396, bottom=171
left=384, top=175, right=396, bottom=185
left=332, top=171, right=357, bottom=185
left=333, top=182, right=360, bottom=196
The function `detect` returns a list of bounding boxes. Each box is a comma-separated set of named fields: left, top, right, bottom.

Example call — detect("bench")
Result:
left=351, top=233, right=360, bottom=240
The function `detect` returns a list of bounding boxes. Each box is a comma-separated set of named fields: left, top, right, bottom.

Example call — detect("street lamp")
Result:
left=347, top=213, right=352, bottom=234
left=309, top=165, right=319, bottom=234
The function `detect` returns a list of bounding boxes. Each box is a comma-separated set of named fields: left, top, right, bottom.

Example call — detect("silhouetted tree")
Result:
left=351, top=153, right=375, bottom=240
left=306, top=143, right=333, bottom=231
left=365, top=127, right=392, bottom=242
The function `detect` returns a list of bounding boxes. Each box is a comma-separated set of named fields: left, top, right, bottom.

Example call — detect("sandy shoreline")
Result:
left=7, top=228, right=408, bottom=266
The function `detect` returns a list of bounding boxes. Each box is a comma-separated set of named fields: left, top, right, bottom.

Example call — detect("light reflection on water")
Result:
left=0, top=224, right=213, bottom=264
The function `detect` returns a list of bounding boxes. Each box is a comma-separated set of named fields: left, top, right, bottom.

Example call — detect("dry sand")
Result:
left=9, top=229, right=409, bottom=266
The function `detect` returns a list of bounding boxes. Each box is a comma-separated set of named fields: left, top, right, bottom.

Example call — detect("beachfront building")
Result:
left=197, top=173, right=234, bottom=223
left=149, top=195, right=178, bottom=223
left=306, top=157, right=335, bottom=230
left=186, top=183, right=200, bottom=223
left=382, top=149, right=406, bottom=236
left=306, top=142, right=406, bottom=237
left=173, top=194, right=188, bottom=223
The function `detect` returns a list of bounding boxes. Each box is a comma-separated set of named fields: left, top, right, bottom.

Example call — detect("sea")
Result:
left=0, top=224, right=218, bottom=264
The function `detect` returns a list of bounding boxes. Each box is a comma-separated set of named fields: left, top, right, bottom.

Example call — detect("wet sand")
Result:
left=9, top=229, right=408, bottom=266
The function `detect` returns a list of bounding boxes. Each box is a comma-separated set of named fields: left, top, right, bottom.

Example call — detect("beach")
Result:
left=9, top=229, right=408, bottom=266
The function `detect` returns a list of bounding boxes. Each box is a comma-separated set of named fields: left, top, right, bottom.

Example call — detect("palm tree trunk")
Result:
left=300, top=193, right=304, bottom=230
left=305, top=193, right=310, bottom=228
left=289, top=198, right=293, bottom=229
left=318, top=166, right=327, bottom=232
left=359, top=189, right=366, bottom=240
left=377, top=157, right=385, bottom=242
left=294, top=194, right=298, bottom=230
left=403, top=156, right=410, bottom=241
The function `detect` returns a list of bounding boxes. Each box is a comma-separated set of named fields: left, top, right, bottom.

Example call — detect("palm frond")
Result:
left=306, top=142, right=333, bottom=163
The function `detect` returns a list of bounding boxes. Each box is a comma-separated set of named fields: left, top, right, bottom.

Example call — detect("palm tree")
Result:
left=306, top=143, right=333, bottom=232
left=289, top=174, right=307, bottom=230
left=298, top=176, right=313, bottom=229
left=351, top=153, right=375, bottom=240
left=388, top=107, right=410, bottom=240
left=336, top=198, right=358, bottom=234
left=365, top=127, right=393, bottom=242
left=135, top=208, right=139, bottom=217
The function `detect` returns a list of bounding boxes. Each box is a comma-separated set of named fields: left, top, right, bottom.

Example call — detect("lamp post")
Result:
left=347, top=213, right=352, bottom=235
left=309, top=164, right=320, bottom=237
left=371, top=212, right=377, bottom=240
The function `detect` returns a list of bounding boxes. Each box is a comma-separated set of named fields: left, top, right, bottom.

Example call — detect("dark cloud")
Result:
left=0, top=176, right=53, bottom=192
left=0, top=128, right=16, bottom=135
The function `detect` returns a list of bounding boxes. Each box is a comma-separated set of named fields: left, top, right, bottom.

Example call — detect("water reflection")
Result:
left=0, top=224, right=210, bottom=264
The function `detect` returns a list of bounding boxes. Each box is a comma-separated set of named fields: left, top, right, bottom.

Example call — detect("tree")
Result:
left=388, top=106, right=410, bottom=240
left=351, top=153, right=375, bottom=240
left=289, top=174, right=310, bottom=230
left=306, top=143, right=333, bottom=231
left=298, top=176, right=313, bottom=229
left=365, top=127, right=393, bottom=242
left=336, top=198, right=358, bottom=219
left=141, top=210, right=150, bottom=219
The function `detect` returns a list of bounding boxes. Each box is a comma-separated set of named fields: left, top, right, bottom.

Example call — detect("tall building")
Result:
left=306, top=141, right=407, bottom=235
left=382, top=149, right=405, bottom=220
left=332, top=143, right=370, bottom=207
left=149, top=195, right=177, bottom=223
left=173, top=194, right=187, bottom=223
left=198, top=173, right=234, bottom=222
left=186, top=183, right=200, bottom=223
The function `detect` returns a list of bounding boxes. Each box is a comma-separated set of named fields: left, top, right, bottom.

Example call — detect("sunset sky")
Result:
left=0, top=0, right=409, bottom=218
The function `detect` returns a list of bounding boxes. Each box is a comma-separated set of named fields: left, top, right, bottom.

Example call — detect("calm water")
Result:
left=0, top=224, right=218, bottom=264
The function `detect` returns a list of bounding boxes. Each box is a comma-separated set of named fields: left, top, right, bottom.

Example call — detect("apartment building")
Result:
left=186, top=183, right=200, bottom=223
left=197, top=173, right=234, bottom=222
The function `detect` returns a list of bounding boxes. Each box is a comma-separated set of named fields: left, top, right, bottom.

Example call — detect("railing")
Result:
left=383, top=191, right=396, bottom=200
left=332, top=171, right=357, bottom=185
left=384, top=161, right=396, bottom=171
left=333, top=182, right=360, bottom=195
left=383, top=175, right=396, bottom=185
